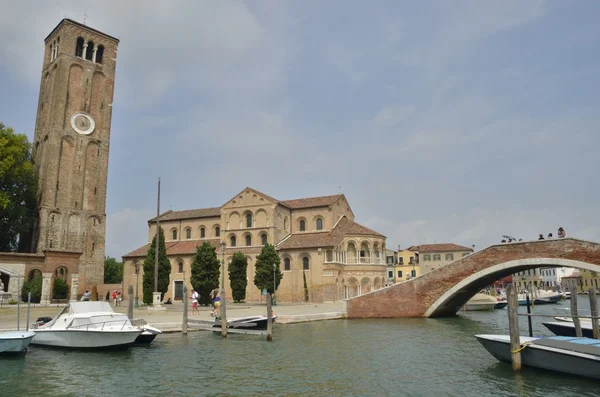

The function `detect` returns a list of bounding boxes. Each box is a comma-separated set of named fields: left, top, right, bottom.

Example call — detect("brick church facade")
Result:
left=123, top=187, right=388, bottom=303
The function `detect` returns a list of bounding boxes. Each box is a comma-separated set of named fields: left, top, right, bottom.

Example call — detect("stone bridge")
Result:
left=345, top=238, right=600, bottom=318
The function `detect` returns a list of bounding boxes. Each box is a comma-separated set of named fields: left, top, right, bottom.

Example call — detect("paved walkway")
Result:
left=0, top=301, right=345, bottom=332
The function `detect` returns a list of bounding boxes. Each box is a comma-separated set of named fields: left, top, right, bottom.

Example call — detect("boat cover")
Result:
left=532, top=336, right=600, bottom=357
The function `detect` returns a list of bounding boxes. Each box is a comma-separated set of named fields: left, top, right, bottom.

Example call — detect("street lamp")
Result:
left=134, top=261, right=140, bottom=308
left=219, top=241, right=227, bottom=336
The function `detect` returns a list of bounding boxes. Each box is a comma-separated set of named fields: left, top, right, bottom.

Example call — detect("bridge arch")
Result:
left=345, top=238, right=600, bottom=319
left=425, top=258, right=600, bottom=317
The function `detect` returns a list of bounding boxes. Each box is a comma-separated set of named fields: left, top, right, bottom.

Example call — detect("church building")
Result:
left=122, top=187, right=387, bottom=303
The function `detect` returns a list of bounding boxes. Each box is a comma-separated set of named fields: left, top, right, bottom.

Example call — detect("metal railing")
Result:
left=66, top=318, right=131, bottom=331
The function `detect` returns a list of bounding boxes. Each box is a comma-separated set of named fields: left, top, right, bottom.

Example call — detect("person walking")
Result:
left=191, top=290, right=200, bottom=315
left=112, top=290, right=118, bottom=306
left=210, top=288, right=221, bottom=318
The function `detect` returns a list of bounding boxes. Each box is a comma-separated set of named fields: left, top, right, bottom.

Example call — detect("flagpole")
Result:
left=154, top=177, right=160, bottom=293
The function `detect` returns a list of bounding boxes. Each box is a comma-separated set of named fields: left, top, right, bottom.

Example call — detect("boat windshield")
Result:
left=69, top=301, right=114, bottom=314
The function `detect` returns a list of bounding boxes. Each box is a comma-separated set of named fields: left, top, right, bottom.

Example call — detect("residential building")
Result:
left=395, top=249, right=420, bottom=281
left=408, top=244, right=473, bottom=274
left=540, top=267, right=576, bottom=289
left=513, top=268, right=543, bottom=292
left=122, top=187, right=387, bottom=303
left=385, top=249, right=397, bottom=285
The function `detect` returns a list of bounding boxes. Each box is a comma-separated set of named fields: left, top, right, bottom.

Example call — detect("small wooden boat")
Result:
left=476, top=334, right=600, bottom=379
left=0, top=331, right=36, bottom=355
left=463, top=294, right=497, bottom=311
left=213, top=315, right=276, bottom=330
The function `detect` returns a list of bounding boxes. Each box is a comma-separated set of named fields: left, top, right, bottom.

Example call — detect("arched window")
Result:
left=186, top=229, right=191, bottom=239
left=261, top=233, right=267, bottom=245
left=230, top=235, right=236, bottom=247
left=284, top=258, right=291, bottom=271
left=316, top=218, right=323, bottom=230
left=75, top=37, right=84, bottom=57
left=200, top=228, right=206, bottom=238
left=172, top=229, right=178, bottom=240
left=85, top=41, right=94, bottom=61
left=299, top=220, right=306, bottom=232
left=245, top=235, right=252, bottom=246
left=246, top=213, right=253, bottom=228
left=303, top=257, right=310, bottom=270
left=215, top=226, right=220, bottom=237
left=178, top=261, right=184, bottom=273
left=96, top=45, right=104, bottom=64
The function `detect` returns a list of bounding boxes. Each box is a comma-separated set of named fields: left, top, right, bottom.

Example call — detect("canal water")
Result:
left=1, top=296, right=598, bottom=397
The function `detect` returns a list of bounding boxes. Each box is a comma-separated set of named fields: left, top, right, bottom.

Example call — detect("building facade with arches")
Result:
left=122, top=187, right=387, bottom=303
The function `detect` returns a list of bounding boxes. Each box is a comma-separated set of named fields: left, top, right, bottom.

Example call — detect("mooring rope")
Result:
left=511, top=341, right=532, bottom=354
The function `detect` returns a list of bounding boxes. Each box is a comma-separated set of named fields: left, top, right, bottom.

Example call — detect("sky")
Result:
left=1, top=0, right=599, bottom=259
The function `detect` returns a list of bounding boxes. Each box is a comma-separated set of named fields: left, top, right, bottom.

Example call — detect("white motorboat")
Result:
left=0, top=331, right=36, bottom=354
left=32, top=302, right=142, bottom=349
left=135, top=325, right=162, bottom=344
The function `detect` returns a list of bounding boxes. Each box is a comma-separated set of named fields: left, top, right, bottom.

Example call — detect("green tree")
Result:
left=52, top=277, right=69, bottom=300
left=142, top=227, right=171, bottom=304
left=303, top=269, right=309, bottom=302
left=229, top=252, right=248, bottom=302
left=104, top=256, right=123, bottom=284
left=0, top=122, right=37, bottom=252
left=254, top=243, right=282, bottom=295
left=21, top=275, right=42, bottom=303
left=190, top=242, right=221, bottom=306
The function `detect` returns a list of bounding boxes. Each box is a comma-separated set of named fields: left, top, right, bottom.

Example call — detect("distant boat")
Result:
left=0, top=331, right=36, bottom=355
left=494, top=301, right=508, bottom=310
left=533, top=290, right=562, bottom=304
left=463, top=294, right=497, bottom=311
left=476, top=334, right=600, bottom=380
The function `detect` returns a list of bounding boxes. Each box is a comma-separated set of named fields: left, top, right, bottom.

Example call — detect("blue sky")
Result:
left=1, top=1, right=599, bottom=258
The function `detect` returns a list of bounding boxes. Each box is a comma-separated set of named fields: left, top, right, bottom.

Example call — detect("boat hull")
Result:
left=476, top=335, right=600, bottom=380
left=494, top=302, right=508, bottom=310
left=534, top=295, right=561, bottom=304
left=32, top=329, right=141, bottom=349
left=134, top=326, right=162, bottom=344
left=0, top=331, right=36, bottom=354
left=464, top=302, right=497, bottom=311
left=543, top=322, right=596, bottom=339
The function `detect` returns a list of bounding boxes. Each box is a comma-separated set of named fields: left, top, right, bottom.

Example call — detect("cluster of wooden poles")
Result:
left=506, top=284, right=599, bottom=372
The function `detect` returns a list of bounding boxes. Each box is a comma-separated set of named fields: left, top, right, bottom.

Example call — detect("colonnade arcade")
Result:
left=324, top=240, right=385, bottom=265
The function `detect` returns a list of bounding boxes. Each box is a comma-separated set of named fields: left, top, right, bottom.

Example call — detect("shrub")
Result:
left=52, top=277, right=69, bottom=299
left=21, top=275, right=42, bottom=303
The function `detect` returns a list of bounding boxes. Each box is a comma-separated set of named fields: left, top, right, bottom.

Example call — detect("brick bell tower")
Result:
left=31, top=19, right=119, bottom=291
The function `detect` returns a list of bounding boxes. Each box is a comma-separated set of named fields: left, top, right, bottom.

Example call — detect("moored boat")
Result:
left=476, top=334, right=600, bottom=380
left=32, top=302, right=142, bottom=349
left=463, top=294, right=497, bottom=311
left=533, top=290, right=562, bottom=305
left=0, top=331, right=36, bottom=355
left=135, top=325, right=162, bottom=344
left=213, top=315, right=276, bottom=330
left=543, top=321, right=598, bottom=339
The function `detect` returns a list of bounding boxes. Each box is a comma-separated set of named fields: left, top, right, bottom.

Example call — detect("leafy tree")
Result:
left=52, top=277, right=69, bottom=299
left=0, top=122, right=36, bottom=252
left=254, top=243, right=282, bottom=295
left=303, top=269, right=309, bottom=302
left=190, top=242, right=221, bottom=306
left=21, top=275, right=42, bottom=303
left=104, top=256, right=123, bottom=284
left=142, top=227, right=171, bottom=304
left=229, top=252, right=248, bottom=302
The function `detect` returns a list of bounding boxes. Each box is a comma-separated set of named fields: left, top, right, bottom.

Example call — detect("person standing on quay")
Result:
left=112, top=290, right=118, bottom=306
left=191, top=290, right=200, bottom=315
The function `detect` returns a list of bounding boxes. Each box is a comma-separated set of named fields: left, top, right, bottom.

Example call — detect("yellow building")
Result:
left=407, top=244, right=473, bottom=274
left=562, top=270, right=600, bottom=293
left=394, top=249, right=420, bottom=282
left=513, top=268, right=543, bottom=292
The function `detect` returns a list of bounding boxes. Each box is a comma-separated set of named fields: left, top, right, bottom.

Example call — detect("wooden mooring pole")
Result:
left=570, top=286, right=582, bottom=337
left=589, top=287, right=599, bottom=340
left=182, top=286, right=188, bottom=335
left=127, top=285, right=134, bottom=320
left=266, top=293, right=273, bottom=341
left=507, top=284, right=521, bottom=372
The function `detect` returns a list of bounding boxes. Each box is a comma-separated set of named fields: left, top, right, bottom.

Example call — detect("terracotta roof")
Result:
left=148, top=207, right=221, bottom=223
left=122, top=239, right=221, bottom=258
left=281, top=194, right=343, bottom=209
left=277, top=216, right=384, bottom=250
left=406, top=243, right=473, bottom=253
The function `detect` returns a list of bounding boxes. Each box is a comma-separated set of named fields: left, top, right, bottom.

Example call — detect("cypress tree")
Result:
left=254, top=243, right=282, bottom=295
left=303, top=269, right=309, bottom=302
left=190, top=242, right=220, bottom=306
left=229, top=252, right=248, bottom=302
left=142, top=227, right=171, bottom=304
